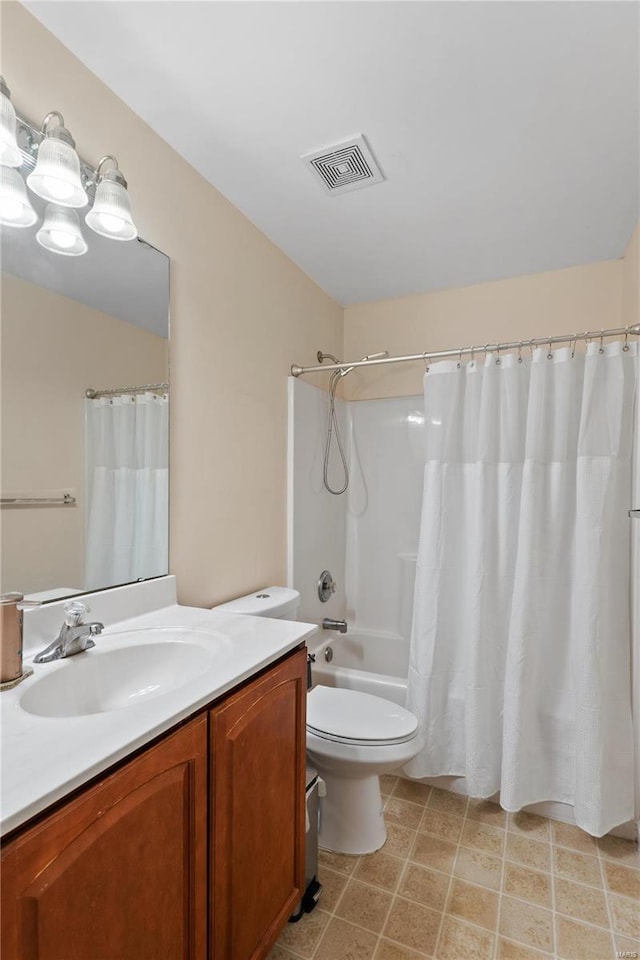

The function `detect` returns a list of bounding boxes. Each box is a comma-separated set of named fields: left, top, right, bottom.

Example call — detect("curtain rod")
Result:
left=85, top=382, right=169, bottom=399
left=291, top=324, right=640, bottom=377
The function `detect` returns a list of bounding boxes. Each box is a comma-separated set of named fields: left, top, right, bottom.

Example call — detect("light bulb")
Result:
left=0, top=165, right=37, bottom=226
left=36, top=203, right=87, bottom=256
left=0, top=197, right=24, bottom=221
left=41, top=175, right=75, bottom=202
left=97, top=212, right=126, bottom=234
left=48, top=229, right=76, bottom=250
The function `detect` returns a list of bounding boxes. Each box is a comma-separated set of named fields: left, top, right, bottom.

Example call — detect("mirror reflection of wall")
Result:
left=1, top=231, right=169, bottom=601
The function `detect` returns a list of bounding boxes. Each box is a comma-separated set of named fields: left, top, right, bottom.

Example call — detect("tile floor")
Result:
left=269, top=776, right=640, bottom=960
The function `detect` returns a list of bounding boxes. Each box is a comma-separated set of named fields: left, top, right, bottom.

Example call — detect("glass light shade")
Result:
left=0, top=85, right=21, bottom=168
left=36, top=204, right=87, bottom=256
left=27, top=134, right=88, bottom=208
left=85, top=175, right=137, bottom=240
left=0, top=166, right=37, bottom=226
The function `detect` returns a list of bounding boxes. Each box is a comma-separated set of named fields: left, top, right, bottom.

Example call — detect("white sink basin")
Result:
left=21, top=628, right=229, bottom=718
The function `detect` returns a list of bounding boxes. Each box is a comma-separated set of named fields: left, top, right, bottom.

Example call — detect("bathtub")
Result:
left=310, top=630, right=408, bottom=707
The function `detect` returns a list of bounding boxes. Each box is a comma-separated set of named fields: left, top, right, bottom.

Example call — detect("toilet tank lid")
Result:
left=214, top=586, right=300, bottom=618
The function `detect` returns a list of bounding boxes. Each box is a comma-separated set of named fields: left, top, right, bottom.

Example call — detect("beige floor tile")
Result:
left=418, top=807, right=464, bottom=843
left=436, top=916, right=495, bottom=960
left=319, top=848, right=360, bottom=876
left=266, top=946, right=304, bottom=960
left=508, top=812, right=551, bottom=842
left=496, top=938, right=551, bottom=960
left=554, top=877, right=609, bottom=927
left=454, top=845, right=502, bottom=890
left=553, top=846, right=602, bottom=886
left=615, top=934, right=640, bottom=956
left=314, top=916, right=379, bottom=960
left=385, top=797, right=425, bottom=830
left=466, top=798, right=507, bottom=829
left=384, top=896, right=442, bottom=956
left=428, top=787, right=468, bottom=818
left=276, top=908, right=331, bottom=958
left=410, top=833, right=458, bottom=875
left=551, top=820, right=598, bottom=855
left=355, top=850, right=405, bottom=892
left=398, top=862, right=450, bottom=910
left=392, top=778, right=433, bottom=806
left=597, top=834, right=640, bottom=868
left=318, top=866, right=348, bottom=912
left=506, top=834, right=551, bottom=873
left=385, top=823, right=418, bottom=859
left=498, top=896, right=554, bottom=953
left=503, top=863, right=552, bottom=908
left=604, top=862, right=640, bottom=899
left=446, top=878, right=499, bottom=931
left=335, top=879, right=393, bottom=933
left=374, top=939, right=430, bottom=959
left=555, top=916, right=614, bottom=960
left=380, top=775, right=399, bottom=796
left=461, top=820, right=505, bottom=856
left=609, top=894, right=640, bottom=939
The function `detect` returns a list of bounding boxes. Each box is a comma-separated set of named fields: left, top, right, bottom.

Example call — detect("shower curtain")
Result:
left=85, top=392, right=168, bottom=590
left=405, top=341, right=637, bottom=836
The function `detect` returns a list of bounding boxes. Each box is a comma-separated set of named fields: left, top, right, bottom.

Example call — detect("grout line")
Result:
left=494, top=817, right=509, bottom=960
left=432, top=830, right=462, bottom=957
left=598, top=845, right=618, bottom=957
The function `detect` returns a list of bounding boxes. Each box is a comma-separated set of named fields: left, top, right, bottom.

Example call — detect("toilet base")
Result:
left=318, top=771, right=386, bottom=855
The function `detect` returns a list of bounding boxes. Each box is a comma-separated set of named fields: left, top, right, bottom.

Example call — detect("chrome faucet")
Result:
left=34, top=600, right=104, bottom=663
left=322, top=617, right=348, bottom=634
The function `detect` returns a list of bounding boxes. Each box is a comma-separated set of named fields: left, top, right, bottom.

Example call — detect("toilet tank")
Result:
left=213, top=586, right=300, bottom=620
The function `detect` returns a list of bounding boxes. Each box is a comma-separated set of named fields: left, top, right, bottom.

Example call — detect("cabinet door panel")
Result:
left=2, top=716, right=208, bottom=960
left=211, top=649, right=306, bottom=960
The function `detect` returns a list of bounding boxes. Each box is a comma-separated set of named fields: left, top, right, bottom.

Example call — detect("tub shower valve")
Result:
left=317, top=571, right=336, bottom=603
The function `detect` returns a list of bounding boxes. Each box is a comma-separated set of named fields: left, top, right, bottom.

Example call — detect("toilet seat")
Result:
left=307, top=686, right=418, bottom=747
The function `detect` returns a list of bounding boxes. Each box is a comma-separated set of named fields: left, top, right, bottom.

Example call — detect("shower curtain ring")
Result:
left=469, top=346, right=475, bottom=367
left=517, top=341, right=523, bottom=363
left=495, top=343, right=501, bottom=365
left=599, top=330, right=605, bottom=354
left=457, top=347, right=463, bottom=369
left=623, top=328, right=630, bottom=352
left=423, top=352, right=430, bottom=373
left=571, top=334, right=578, bottom=359
left=547, top=338, right=553, bottom=360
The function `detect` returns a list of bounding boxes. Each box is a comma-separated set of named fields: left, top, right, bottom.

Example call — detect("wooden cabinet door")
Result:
left=210, top=648, right=306, bottom=960
left=1, top=715, right=208, bottom=960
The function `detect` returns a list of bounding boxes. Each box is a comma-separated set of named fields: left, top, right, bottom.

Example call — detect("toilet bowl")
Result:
left=212, top=587, right=422, bottom=855
left=306, top=685, right=422, bottom=854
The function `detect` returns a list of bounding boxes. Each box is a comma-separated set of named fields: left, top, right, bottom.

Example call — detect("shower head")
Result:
left=339, top=350, right=389, bottom=377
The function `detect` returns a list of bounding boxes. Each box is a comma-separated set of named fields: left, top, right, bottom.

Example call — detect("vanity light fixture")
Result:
left=0, top=166, right=37, bottom=227
left=0, top=77, right=22, bottom=168
left=85, top=156, right=137, bottom=241
left=26, top=111, right=88, bottom=208
left=36, top=203, right=88, bottom=257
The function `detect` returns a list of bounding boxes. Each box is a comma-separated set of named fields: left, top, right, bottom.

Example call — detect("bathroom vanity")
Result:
left=1, top=579, right=315, bottom=960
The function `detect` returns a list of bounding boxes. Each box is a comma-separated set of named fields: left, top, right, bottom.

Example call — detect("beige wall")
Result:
left=0, top=2, right=343, bottom=607
left=0, top=273, right=167, bottom=594
left=343, top=238, right=638, bottom=400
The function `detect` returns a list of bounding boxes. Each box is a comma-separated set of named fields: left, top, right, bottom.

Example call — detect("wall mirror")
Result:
left=1, top=214, right=170, bottom=602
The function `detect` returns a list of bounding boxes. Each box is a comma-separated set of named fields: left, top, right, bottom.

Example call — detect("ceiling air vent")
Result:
left=301, top=134, right=384, bottom=196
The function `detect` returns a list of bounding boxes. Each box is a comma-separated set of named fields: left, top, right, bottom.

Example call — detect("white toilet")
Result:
left=213, top=587, right=423, bottom=855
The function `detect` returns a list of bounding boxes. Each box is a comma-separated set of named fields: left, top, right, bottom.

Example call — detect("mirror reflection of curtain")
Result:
left=85, top=393, right=168, bottom=590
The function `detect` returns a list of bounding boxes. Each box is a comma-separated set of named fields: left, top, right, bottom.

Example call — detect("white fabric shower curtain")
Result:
left=405, top=342, right=637, bottom=836
left=85, top=392, right=169, bottom=590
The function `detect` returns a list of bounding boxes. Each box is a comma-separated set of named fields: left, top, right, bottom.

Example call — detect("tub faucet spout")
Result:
left=322, top=618, right=347, bottom=634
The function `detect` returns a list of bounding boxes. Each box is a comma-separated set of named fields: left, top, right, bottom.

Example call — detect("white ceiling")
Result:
left=24, top=1, right=639, bottom=306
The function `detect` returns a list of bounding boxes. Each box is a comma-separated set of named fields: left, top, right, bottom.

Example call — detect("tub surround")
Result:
left=1, top=576, right=316, bottom=836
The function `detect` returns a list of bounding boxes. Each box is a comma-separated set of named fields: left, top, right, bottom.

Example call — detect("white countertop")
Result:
left=1, top=594, right=316, bottom=837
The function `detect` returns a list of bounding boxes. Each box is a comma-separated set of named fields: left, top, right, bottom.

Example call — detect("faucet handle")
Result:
left=63, top=600, right=89, bottom=626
